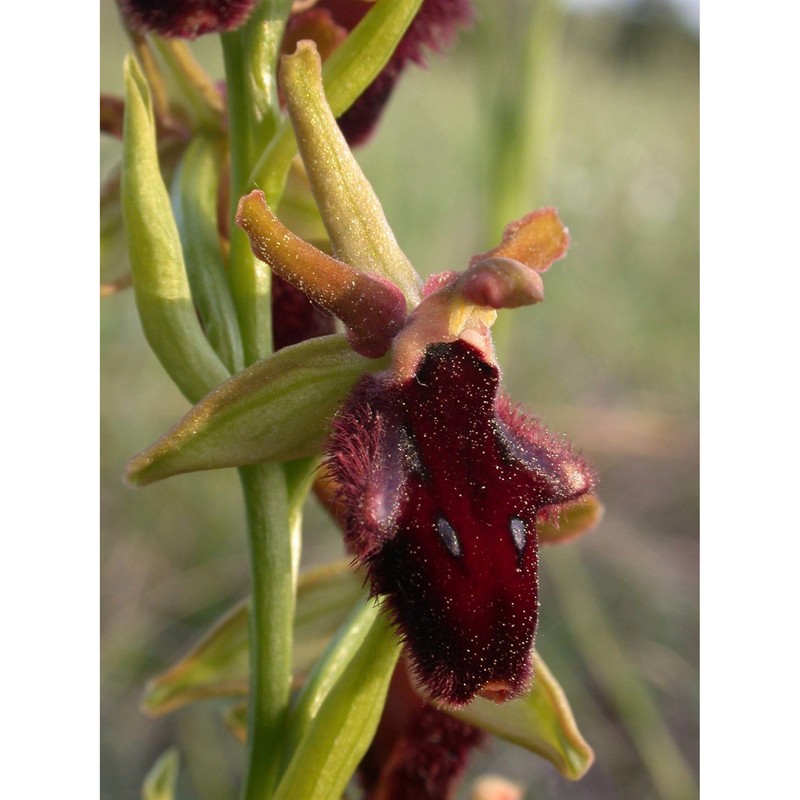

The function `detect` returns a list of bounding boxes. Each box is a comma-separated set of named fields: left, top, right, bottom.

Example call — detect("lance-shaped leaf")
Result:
left=237, top=189, right=406, bottom=357
left=126, top=334, right=388, bottom=486
left=449, top=653, right=595, bottom=781
left=280, top=40, right=421, bottom=306
left=142, top=560, right=366, bottom=716
left=171, top=135, right=244, bottom=374
left=281, top=599, right=377, bottom=763
left=122, top=55, right=230, bottom=404
left=538, top=495, right=604, bottom=546
left=142, top=748, right=180, bottom=800
left=272, top=606, right=400, bottom=800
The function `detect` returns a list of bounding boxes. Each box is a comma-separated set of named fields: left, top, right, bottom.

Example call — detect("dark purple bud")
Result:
left=290, top=0, right=474, bottom=145
left=271, top=273, right=336, bottom=351
left=326, top=339, right=594, bottom=707
left=118, top=0, right=257, bottom=38
left=359, top=663, right=485, bottom=800
left=101, top=94, right=125, bottom=139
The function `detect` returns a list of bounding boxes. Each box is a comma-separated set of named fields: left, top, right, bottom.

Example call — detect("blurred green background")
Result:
left=101, top=0, right=698, bottom=797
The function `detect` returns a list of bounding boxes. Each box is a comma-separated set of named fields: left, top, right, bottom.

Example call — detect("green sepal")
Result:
left=121, top=55, right=230, bottom=403
left=141, top=748, right=180, bottom=800
left=252, top=0, right=423, bottom=256
left=272, top=606, right=400, bottom=800
left=141, top=560, right=366, bottom=716
left=171, top=135, right=244, bottom=374
left=450, top=653, right=595, bottom=781
left=279, top=41, right=420, bottom=306
left=126, top=334, right=387, bottom=486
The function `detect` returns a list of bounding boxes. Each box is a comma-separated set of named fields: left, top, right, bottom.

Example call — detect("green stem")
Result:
left=239, top=463, right=295, bottom=800
left=222, top=31, right=274, bottom=365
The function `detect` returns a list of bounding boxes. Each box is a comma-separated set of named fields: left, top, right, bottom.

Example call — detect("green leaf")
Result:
left=121, top=55, right=230, bottom=403
left=538, top=494, right=604, bottom=546
left=272, top=607, right=400, bottom=800
left=171, top=135, right=244, bottom=374
left=125, top=334, right=388, bottom=486
left=102, top=141, right=185, bottom=293
left=142, top=560, right=367, bottom=716
left=141, top=748, right=180, bottom=800
left=450, top=652, right=595, bottom=781
left=281, top=599, right=376, bottom=763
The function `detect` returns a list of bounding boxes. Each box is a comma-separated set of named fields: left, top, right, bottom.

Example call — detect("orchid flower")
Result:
left=233, top=40, right=596, bottom=707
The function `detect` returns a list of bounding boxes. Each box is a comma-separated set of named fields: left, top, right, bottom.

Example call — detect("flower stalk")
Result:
left=239, top=462, right=295, bottom=799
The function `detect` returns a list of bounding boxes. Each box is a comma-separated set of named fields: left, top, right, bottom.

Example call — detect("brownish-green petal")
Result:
left=538, top=495, right=604, bottom=546
left=470, top=208, right=570, bottom=273
left=236, top=189, right=406, bottom=357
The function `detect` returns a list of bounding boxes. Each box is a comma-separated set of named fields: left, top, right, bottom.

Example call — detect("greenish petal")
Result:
left=449, top=653, right=595, bottom=781
left=126, top=334, right=388, bottom=486
left=121, top=55, right=230, bottom=403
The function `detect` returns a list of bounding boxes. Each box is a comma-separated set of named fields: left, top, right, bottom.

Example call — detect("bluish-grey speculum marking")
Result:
left=436, top=516, right=462, bottom=557
left=510, top=517, right=526, bottom=554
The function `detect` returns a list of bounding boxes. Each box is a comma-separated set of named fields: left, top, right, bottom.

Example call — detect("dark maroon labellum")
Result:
left=327, top=340, right=594, bottom=706
left=118, top=0, right=257, bottom=38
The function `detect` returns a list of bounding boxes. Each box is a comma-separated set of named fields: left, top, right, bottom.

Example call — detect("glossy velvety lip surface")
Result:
left=327, top=339, right=594, bottom=706
left=119, top=0, right=257, bottom=38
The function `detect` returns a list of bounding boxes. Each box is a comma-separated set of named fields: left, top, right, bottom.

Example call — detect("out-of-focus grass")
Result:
left=101, top=1, right=698, bottom=798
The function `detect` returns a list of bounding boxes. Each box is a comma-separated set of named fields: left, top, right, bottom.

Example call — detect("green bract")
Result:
left=142, top=560, right=366, bottom=716
left=170, top=135, right=244, bottom=374
left=125, top=334, right=387, bottom=486
left=122, top=56, right=230, bottom=403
